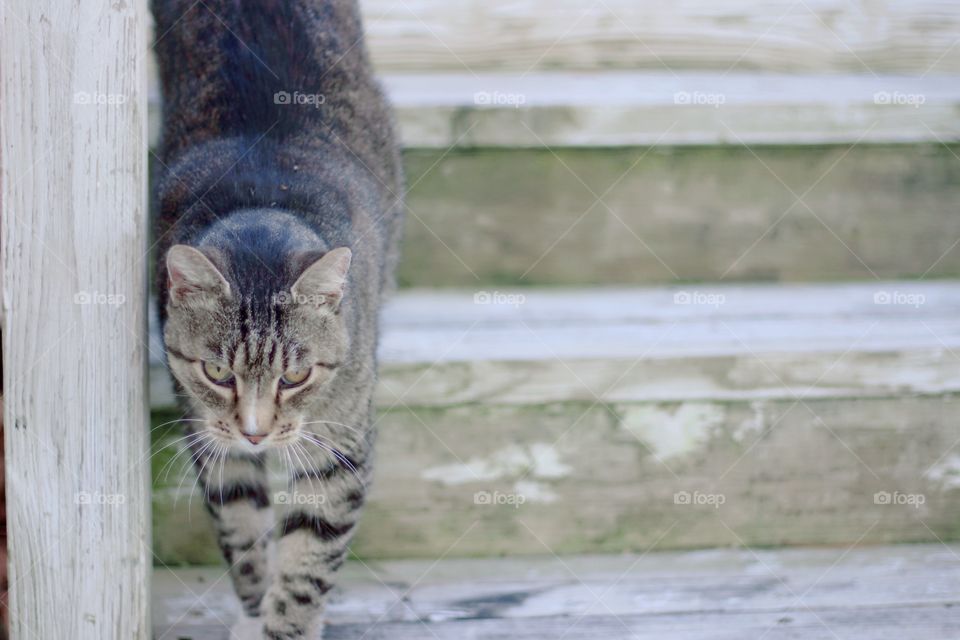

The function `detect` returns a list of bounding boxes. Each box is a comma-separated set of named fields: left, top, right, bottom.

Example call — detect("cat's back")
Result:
left=152, top=0, right=404, bottom=294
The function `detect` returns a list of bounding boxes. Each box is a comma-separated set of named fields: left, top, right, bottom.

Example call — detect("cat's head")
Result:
left=162, top=243, right=352, bottom=451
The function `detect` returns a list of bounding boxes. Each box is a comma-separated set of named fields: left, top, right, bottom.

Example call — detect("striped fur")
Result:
left=152, top=0, right=403, bottom=637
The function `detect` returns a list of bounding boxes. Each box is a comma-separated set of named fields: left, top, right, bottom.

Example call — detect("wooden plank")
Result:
left=325, top=608, right=960, bottom=640
left=357, top=0, right=960, bottom=74
left=150, top=283, right=960, bottom=559
left=153, top=544, right=960, bottom=639
left=148, top=71, right=960, bottom=147
left=142, top=1, right=960, bottom=77
left=159, top=606, right=960, bottom=640
left=0, top=1, right=151, bottom=638
left=385, top=73, right=960, bottom=147
left=153, top=394, right=960, bottom=562
left=151, top=282, right=960, bottom=409
left=397, top=144, right=960, bottom=286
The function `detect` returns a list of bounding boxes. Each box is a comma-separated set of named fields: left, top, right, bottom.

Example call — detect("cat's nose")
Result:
left=244, top=434, right=266, bottom=445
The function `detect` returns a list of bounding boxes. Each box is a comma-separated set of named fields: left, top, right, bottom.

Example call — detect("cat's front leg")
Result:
left=194, top=442, right=275, bottom=616
left=260, top=442, right=369, bottom=639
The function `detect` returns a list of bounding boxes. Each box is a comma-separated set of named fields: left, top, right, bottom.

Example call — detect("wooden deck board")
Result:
left=152, top=281, right=960, bottom=409
left=153, top=544, right=960, bottom=639
left=357, top=0, right=960, bottom=75
left=149, top=72, right=960, bottom=148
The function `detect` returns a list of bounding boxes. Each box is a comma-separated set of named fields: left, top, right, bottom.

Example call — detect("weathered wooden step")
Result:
left=146, top=0, right=960, bottom=82
left=151, top=281, right=960, bottom=409
left=356, top=0, right=960, bottom=75
left=147, top=68, right=960, bottom=285
left=152, top=282, right=960, bottom=562
left=153, top=543, right=960, bottom=639
left=144, top=142, right=960, bottom=287
left=397, top=142, right=960, bottom=286
left=148, top=72, right=960, bottom=148
left=390, top=73, right=960, bottom=148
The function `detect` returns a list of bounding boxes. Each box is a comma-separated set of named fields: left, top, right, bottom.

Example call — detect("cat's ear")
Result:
left=166, top=245, right=231, bottom=306
left=291, top=247, right=352, bottom=310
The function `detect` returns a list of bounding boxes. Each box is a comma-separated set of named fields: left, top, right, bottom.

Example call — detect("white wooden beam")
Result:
left=0, top=1, right=150, bottom=638
left=358, top=0, right=960, bottom=74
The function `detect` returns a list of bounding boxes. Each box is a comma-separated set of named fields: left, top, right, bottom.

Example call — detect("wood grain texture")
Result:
left=148, top=71, right=960, bottom=148
left=154, top=544, right=960, bottom=639
left=358, top=0, right=960, bottom=74
left=384, top=73, right=960, bottom=147
left=153, top=394, right=960, bottom=561
left=151, top=281, right=960, bottom=410
left=149, top=284, right=960, bottom=561
left=140, top=1, right=960, bottom=77
left=0, top=1, right=150, bottom=638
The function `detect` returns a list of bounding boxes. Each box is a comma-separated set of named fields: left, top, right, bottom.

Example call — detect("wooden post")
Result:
left=0, top=1, right=150, bottom=638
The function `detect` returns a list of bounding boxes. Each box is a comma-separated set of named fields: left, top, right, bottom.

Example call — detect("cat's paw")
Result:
left=260, top=583, right=327, bottom=638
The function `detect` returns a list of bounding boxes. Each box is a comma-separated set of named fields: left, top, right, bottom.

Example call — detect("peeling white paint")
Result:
left=514, top=480, right=558, bottom=504
left=619, top=403, right=726, bottom=459
left=732, top=401, right=766, bottom=442
left=925, top=454, right=960, bottom=490
left=422, top=443, right=572, bottom=486
left=528, top=443, right=572, bottom=478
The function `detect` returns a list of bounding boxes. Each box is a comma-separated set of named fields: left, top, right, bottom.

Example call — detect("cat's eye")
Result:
left=280, top=368, right=311, bottom=388
left=202, top=361, right=235, bottom=385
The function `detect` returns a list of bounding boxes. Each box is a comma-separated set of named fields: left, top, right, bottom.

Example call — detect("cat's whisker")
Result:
left=287, top=440, right=306, bottom=476
left=190, top=440, right=224, bottom=518
left=155, top=429, right=207, bottom=454
left=290, top=440, right=322, bottom=495
left=286, top=442, right=309, bottom=493
left=150, top=431, right=207, bottom=475
left=293, top=440, right=326, bottom=496
left=292, top=440, right=315, bottom=473
left=218, top=444, right=228, bottom=508
left=283, top=448, right=294, bottom=486
left=298, top=433, right=364, bottom=486
left=300, top=425, right=365, bottom=451
left=178, top=435, right=215, bottom=488
left=178, top=436, right=218, bottom=510
left=157, top=431, right=209, bottom=481
left=298, top=419, right=364, bottom=437
left=151, top=416, right=206, bottom=432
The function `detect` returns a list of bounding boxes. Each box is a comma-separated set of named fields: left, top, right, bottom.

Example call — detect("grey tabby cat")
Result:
left=152, top=0, right=403, bottom=637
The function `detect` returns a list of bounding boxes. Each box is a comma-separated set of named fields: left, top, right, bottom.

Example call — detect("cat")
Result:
left=151, top=0, right=403, bottom=637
